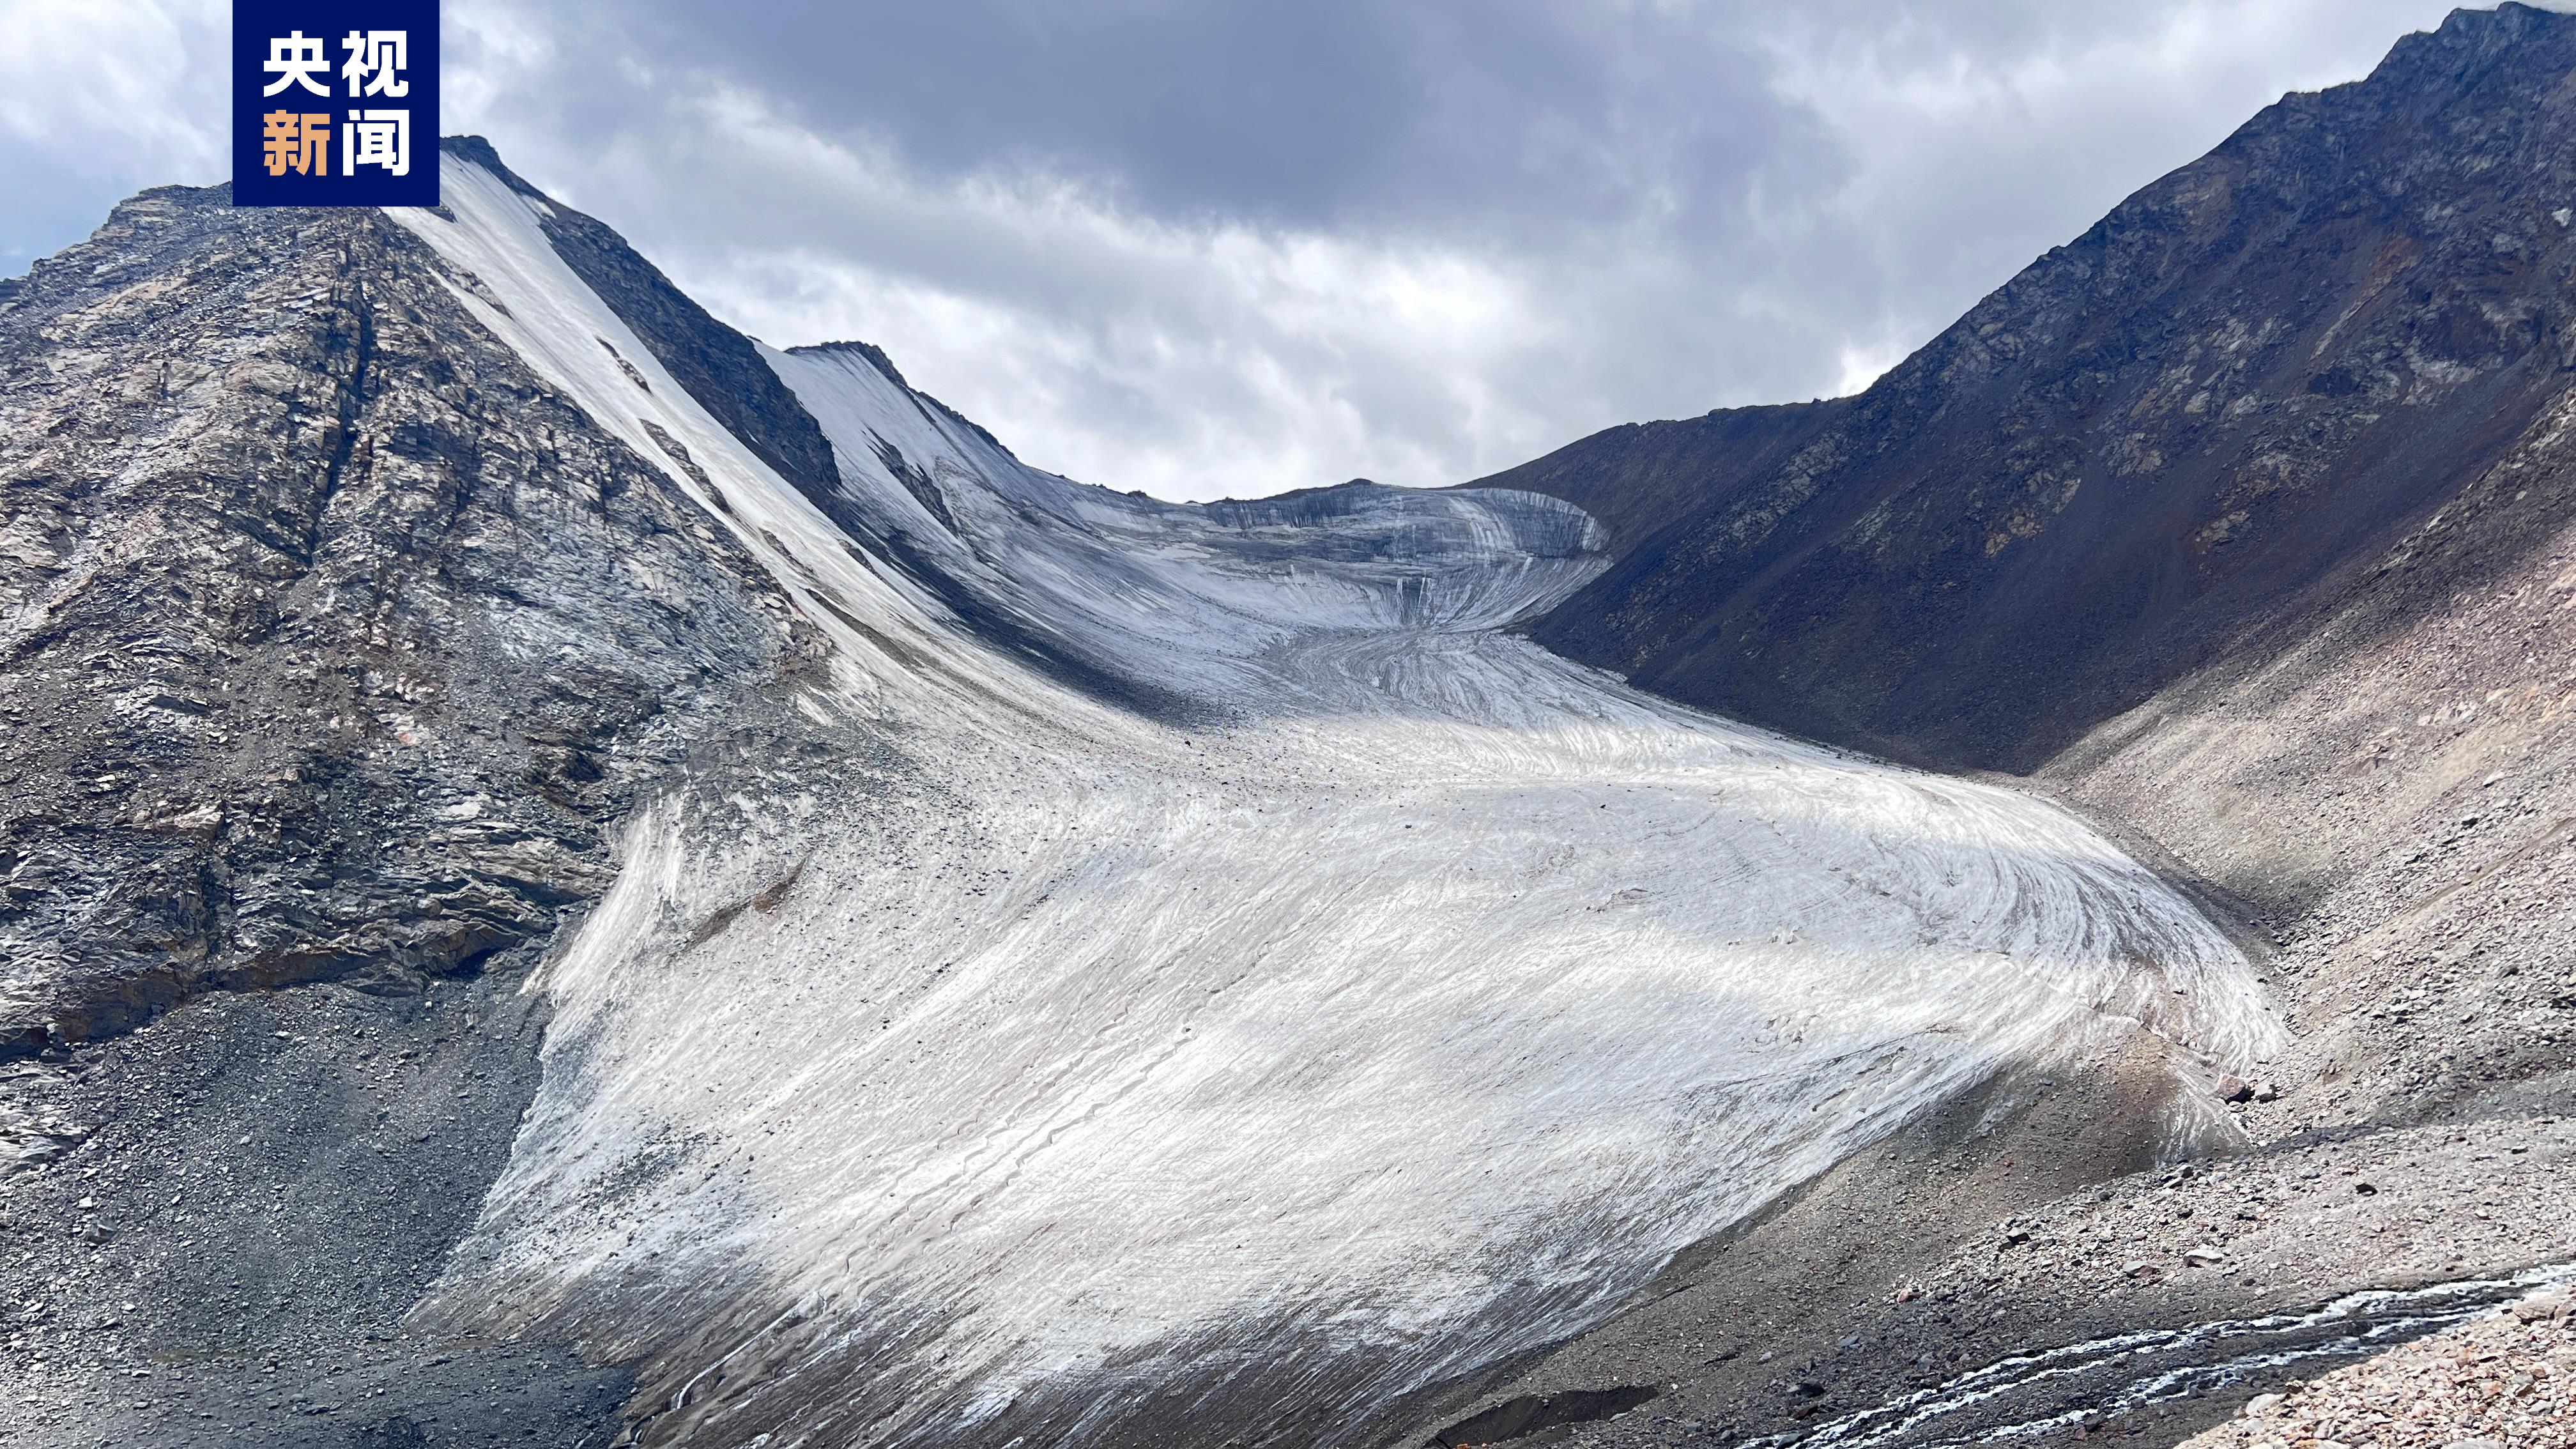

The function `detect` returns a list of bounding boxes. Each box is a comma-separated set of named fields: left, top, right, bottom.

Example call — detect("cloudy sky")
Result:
left=0, top=1, right=2529, bottom=499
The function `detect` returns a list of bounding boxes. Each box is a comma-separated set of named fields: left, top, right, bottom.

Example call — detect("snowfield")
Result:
left=389, top=155, right=2286, bottom=1448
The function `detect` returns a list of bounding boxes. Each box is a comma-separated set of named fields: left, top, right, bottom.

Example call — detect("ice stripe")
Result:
left=395, top=153, right=2285, bottom=1448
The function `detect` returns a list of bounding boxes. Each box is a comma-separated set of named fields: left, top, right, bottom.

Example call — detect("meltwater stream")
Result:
left=391, top=155, right=2288, bottom=1448
left=1764, top=1264, right=2576, bottom=1448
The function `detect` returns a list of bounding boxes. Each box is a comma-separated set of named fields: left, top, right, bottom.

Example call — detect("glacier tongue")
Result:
left=395, top=153, right=2283, bottom=1448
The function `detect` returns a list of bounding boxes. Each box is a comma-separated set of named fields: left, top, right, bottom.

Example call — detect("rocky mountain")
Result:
left=1479, top=2, right=2576, bottom=774
left=1446, top=6, right=2576, bottom=1446
left=3, top=8, right=2572, bottom=1449
left=1466, top=1, right=2576, bottom=1135
left=0, top=137, right=2287, bottom=1449
left=0, top=165, right=817, bottom=1061
left=0, top=147, right=855, bottom=1448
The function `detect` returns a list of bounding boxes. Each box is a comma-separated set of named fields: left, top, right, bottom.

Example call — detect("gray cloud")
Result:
left=3, top=1, right=2529, bottom=498
left=556, top=1, right=1821, bottom=240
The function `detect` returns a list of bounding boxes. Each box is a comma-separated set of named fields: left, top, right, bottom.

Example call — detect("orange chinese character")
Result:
left=260, top=111, right=330, bottom=177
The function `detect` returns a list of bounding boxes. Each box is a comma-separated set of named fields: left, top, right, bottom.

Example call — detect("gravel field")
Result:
left=2178, top=1287, right=2574, bottom=1449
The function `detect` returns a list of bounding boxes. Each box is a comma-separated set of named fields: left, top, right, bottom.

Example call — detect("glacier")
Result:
left=383, top=154, right=2285, bottom=1447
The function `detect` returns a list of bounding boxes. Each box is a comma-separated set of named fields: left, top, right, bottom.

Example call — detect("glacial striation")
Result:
left=346, top=153, right=2280, bottom=1446
left=15, top=11, right=2576, bottom=1446
left=1437, top=9, right=2576, bottom=1444
left=0, top=125, right=2304, bottom=1449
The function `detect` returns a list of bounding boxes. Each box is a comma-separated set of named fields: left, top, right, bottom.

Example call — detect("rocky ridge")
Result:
left=0, top=176, right=831, bottom=1064
left=1429, top=7, right=2576, bottom=1448
left=0, top=151, right=882, bottom=1445
left=6, top=12, right=2575, bottom=1448
left=1481, top=3, right=2576, bottom=776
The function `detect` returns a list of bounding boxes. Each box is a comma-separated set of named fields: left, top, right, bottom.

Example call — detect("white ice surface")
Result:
left=394, top=157, right=2287, bottom=1447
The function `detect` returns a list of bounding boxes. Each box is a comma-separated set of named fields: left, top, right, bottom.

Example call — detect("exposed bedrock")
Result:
left=0, top=182, right=829, bottom=1060
left=8, top=10, right=2573, bottom=1446
left=1443, top=6, right=2576, bottom=1445
left=0, top=160, right=875, bottom=1446
left=1479, top=3, right=2576, bottom=778
left=2, top=141, right=2284, bottom=1448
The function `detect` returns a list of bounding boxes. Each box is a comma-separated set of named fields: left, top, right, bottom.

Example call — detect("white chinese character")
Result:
left=261, top=31, right=332, bottom=97
left=342, top=110, right=411, bottom=178
left=339, top=31, right=410, bottom=98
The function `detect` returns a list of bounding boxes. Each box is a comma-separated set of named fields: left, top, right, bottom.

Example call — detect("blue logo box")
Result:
left=233, top=1, right=440, bottom=207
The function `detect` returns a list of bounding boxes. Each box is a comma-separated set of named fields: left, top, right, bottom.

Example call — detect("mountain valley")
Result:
left=4, top=9, right=2575, bottom=1449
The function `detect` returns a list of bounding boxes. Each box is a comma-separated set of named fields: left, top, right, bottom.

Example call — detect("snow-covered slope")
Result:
left=390, top=153, right=2284, bottom=1448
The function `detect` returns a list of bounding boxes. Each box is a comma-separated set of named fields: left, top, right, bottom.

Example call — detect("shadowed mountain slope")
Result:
left=1464, top=398, right=1847, bottom=550
left=1426, top=12, right=2576, bottom=1445
left=1480, top=2, right=2576, bottom=774
left=10, top=12, right=2576, bottom=1447
left=0, top=139, right=2287, bottom=1449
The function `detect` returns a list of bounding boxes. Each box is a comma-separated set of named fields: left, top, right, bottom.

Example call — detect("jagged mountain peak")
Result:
left=787, top=335, right=913, bottom=388
left=434, top=135, right=852, bottom=515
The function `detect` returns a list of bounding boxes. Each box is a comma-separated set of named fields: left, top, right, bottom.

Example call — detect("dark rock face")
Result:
left=1419, top=11, right=2576, bottom=1446
left=0, top=176, right=804, bottom=1053
left=1464, top=398, right=1845, bottom=550
left=1495, top=3, right=2576, bottom=772
left=0, top=148, right=876, bottom=1446
left=438, top=135, right=848, bottom=516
